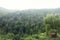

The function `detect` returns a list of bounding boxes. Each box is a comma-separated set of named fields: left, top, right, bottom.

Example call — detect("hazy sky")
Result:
left=0, top=0, right=60, bottom=10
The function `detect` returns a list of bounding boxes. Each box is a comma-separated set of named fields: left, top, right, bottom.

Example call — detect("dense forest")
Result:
left=0, top=7, right=60, bottom=40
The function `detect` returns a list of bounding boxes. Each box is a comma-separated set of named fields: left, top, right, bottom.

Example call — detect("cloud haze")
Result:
left=0, top=0, right=60, bottom=10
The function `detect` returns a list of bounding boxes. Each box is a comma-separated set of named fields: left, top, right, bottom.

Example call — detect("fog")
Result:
left=0, top=0, right=60, bottom=10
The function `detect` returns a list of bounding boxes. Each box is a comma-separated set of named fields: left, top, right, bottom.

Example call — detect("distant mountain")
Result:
left=0, top=7, right=60, bottom=17
left=0, top=7, right=9, bottom=16
left=20, top=8, right=60, bottom=13
left=0, top=7, right=19, bottom=17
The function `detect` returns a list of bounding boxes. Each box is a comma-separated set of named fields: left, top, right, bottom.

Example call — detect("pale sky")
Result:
left=0, top=0, right=60, bottom=10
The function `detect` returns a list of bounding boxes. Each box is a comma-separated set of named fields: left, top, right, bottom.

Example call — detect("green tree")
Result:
left=44, top=14, right=60, bottom=36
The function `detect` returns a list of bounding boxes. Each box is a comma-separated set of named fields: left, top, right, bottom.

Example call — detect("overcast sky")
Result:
left=0, top=0, right=60, bottom=10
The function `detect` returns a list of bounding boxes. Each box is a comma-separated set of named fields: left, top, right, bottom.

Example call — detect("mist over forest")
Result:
left=0, top=7, right=60, bottom=40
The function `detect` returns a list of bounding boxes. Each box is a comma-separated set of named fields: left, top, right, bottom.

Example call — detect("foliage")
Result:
left=0, top=7, right=60, bottom=40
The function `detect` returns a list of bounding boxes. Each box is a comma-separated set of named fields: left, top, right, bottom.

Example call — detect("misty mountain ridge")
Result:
left=0, top=7, right=60, bottom=16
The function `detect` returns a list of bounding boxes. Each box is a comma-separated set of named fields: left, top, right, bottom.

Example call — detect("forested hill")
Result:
left=0, top=7, right=19, bottom=16
left=0, top=7, right=60, bottom=40
left=0, top=7, right=60, bottom=16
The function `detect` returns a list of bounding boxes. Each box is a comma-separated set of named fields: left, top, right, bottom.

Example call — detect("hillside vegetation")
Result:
left=0, top=7, right=60, bottom=40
